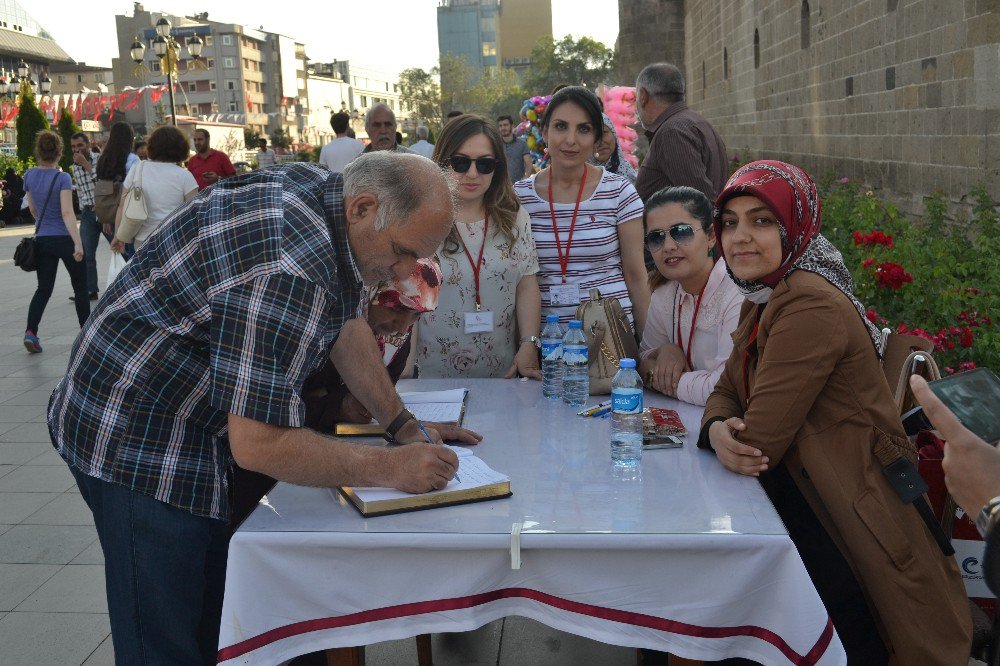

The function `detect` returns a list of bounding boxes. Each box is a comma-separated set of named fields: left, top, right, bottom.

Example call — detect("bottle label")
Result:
left=612, top=388, right=643, bottom=414
left=562, top=343, right=588, bottom=365
left=541, top=341, right=562, bottom=361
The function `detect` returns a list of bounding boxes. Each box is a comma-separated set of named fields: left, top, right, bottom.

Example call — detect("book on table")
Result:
left=334, top=388, right=469, bottom=436
left=336, top=446, right=511, bottom=517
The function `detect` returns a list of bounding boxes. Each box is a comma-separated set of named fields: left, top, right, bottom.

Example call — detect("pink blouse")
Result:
left=639, top=259, right=743, bottom=405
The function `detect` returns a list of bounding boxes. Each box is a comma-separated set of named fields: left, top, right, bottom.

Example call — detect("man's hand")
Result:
left=384, top=443, right=459, bottom=493
left=709, top=418, right=769, bottom=476
left=102, top=223, right=113, bottom=237
left=423, top=421, right=483, bottom=445
left=394, top=417, right=442, bottom=444
left=72, top=151, right=90, bottom=168
left=203, top=171, right=219, bottom=184
left=340, top=393, right=371, bottom=424
left=910, top=375, right=1000, bottom=517
left=650, top=343, right=688, bottom=396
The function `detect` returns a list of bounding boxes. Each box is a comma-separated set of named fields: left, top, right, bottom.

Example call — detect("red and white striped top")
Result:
left=515, top=169, right=644, bottom=324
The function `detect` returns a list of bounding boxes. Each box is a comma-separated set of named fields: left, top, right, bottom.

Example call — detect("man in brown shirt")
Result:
left=634, top=63, right=729, bottom=203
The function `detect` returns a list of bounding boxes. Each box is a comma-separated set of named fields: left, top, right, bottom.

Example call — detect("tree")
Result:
left=244, top=128, right=260, bottom=149
left=398, top=67, right=442, bottom=135
left=437, top=54, right=525, bottom=123
left=522, top=35, right=618, bottom=94
left=270, top=128, right=291, bottom=149
left=57, top=108, right=81, bottom=172
left=15, top=84, right=49, bottom=164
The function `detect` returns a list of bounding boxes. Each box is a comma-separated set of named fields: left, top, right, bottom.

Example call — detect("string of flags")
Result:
left=0, top=82, right=188, bottom=125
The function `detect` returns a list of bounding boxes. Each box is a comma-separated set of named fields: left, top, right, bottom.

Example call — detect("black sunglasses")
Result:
left=446, top=155, right=498, bottom=175
left=644, top=224, right=697, bottom=249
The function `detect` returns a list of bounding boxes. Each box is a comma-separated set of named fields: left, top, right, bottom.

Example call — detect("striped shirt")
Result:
left=515, top=170, right=644, bottom=323
left=70, top=152, right=97, bottom=206
left=47, top=164, right=364, bottom=521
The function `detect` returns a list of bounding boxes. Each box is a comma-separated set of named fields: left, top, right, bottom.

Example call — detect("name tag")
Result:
left=550, top=283, right=581, bottom=306
left=464, top=310, right=494, bottom=334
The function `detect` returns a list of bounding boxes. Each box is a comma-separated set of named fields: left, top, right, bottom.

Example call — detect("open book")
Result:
left=337, top=446, right=511, bottom=517
left=334, top=388, right=469, bottom=436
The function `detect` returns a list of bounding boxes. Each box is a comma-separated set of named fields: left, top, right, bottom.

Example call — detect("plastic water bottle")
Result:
left=541, top=314, right=563, bottom=399
left=611, top=358, right=643, bottom=468
left=561, top=320, right=589, bottom=407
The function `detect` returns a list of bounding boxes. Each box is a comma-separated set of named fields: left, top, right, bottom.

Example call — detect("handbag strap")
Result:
left=33, top=170, right=60, bottom=232
left=132, top=161, right=144, bottom=191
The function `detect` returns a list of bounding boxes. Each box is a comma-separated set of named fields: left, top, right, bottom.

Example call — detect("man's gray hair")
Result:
left=415, top=125, right=429, bottom=140
left=364, top=102, right=395, bottom=126
left=636, top=63, right=686, bottom=103
left=342, top=151, right=455, bottom=231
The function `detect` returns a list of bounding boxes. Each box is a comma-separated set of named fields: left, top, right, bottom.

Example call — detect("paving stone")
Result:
left=0, top=611, right=110, bottom=665
left=15, top=564, right=108, bottom=614
left=0, top=525, right=97, bottom=564
left=22, top=493, right=94, bottom=526
left=0, top=563, right=61, bottom=611
left=0, top=464, right=75, bottom=493
left=0, top=443, right=52, bottom=465
left=0, top=492, right=60, bottom=524
left=82, top=634, right=115, bottom=666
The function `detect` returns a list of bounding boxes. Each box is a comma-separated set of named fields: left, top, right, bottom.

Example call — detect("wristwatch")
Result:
left=384, top=409, right=416, bottom=445
left=520, top=335, right=540, bottom=349
left=976, top=495, right=1000, bottom=538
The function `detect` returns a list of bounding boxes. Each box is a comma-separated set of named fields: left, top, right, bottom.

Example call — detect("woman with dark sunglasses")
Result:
left=514, top=86, right=650, bottom=336
left=414, top=115, right=543, bottom=379
left=638, top=187, right=741, bottom=405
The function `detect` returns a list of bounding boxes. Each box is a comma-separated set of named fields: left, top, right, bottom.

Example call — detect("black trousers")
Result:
left=26, top=235, right=89, bottom=334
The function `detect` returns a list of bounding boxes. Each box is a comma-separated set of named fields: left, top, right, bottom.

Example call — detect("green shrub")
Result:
left=56, top=108, right=81, bottom=173
left=821, top=178, right=999, bottom=374
left=15, top=85, right=49, bottom=164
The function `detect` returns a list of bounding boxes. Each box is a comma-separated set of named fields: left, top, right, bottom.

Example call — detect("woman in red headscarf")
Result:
left=699, top=161, right=970, bottom=664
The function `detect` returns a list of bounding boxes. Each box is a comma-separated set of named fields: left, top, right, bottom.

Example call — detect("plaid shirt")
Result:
left=70, top=153, right=97, bottom=206
left=48, top=164, right=364, bottom=520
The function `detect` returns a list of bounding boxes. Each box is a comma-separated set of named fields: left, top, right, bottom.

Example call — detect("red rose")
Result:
left=959, top=327, right=973, bottom=348
left=862, top=258, right=874, bottom=268
left=874, top=262, right=913, bottom=290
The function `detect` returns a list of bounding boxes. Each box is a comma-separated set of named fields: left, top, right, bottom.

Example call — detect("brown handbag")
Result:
left=574, top=288, right=640, bottom=395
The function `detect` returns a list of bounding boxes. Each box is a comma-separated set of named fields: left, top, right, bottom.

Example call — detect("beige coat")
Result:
left=703, top=270, right=971, bottom=665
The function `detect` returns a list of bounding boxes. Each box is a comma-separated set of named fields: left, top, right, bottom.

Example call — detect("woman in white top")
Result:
left=415, top=115, right=543, bottom=379
left=639, top=186, right=742, bottom=405
left=111, top=125, right=198, bottom=252
left=514, top=86, right=649, bottom=335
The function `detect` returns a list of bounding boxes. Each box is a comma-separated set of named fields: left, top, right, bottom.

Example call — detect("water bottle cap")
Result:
left=619, top=358, right=636, bottom=369
left=568, top=320, right=583, bottom=329
left=545, top=314, right=559, bottom=323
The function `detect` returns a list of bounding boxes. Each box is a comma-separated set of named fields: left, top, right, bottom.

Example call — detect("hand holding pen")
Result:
left=419, top=422, right=460, bottom=483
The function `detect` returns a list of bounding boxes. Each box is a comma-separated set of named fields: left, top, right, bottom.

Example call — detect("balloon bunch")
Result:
left=515, top=95, right=552, bottom=169
left=599, top=86, right=639, bottom=169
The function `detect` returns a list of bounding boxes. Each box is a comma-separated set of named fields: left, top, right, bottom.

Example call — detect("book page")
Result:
left=348, top=447, right=506, bottom=503
left=398, top=388, right=468, bottom=404
left=408, top=402, right=463, bottom=423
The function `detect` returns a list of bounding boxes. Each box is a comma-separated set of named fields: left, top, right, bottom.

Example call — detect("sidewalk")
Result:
left=0, top=226, right=636, bottom=665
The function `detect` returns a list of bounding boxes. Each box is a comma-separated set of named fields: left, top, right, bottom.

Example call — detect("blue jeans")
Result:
left=27, top=235, right=89, bottom=334
left=79, top=205, right=112, bottom=294
left=69, top=466, right=230, bottom=665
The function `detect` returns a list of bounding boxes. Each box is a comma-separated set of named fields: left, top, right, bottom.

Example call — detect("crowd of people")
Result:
left=9, top=58, right=993, bottom=665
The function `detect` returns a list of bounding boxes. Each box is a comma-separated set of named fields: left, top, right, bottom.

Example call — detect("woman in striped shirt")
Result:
left=514, top=86, right=650, bottom=336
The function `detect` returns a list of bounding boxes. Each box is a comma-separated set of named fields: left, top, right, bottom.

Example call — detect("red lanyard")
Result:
left=547, top=168, right=588, bottom=284
left=676, top=288, right=705, bottom=368
left=459, top=212, right=489, bottom=310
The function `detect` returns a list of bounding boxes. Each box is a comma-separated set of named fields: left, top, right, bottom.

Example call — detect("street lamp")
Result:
left=39, top=73, right=50, bottom=95
left=16, top=59, right=27, bottom=79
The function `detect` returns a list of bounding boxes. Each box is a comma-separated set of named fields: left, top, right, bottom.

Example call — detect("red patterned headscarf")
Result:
left=371, top=258, right=442, bottom=313
left=714, top=160, right=884, bottom=357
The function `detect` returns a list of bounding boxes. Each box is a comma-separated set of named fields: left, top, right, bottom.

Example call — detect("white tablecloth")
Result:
left=218, top=379, right=846, bottom=665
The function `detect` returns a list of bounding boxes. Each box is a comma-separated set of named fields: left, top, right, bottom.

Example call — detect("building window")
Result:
left=482, top=42, right=496, bottom=57
left=845, top=77, right=854, bottom=97
left=151, top=61, right=161, bottom=72
left=57, top=75, right=66, bottom=84
left=228, top=101, right=237, bottom=112
left=753, top=29, right=760, bottom=69
left=210, top=81, right=217, bottom=91
left=361, top=95, right=368, bottom=106
left=801, top=1, right=811, bottom=49
left=224, top=57, right=235, bottom=69
left=188, top=82, right=197, bottom=92
left=723, top=48, right=729, bottom=80
left=226, top=79, right=237, bottom=91
left=95, top=73, right=105, bottom=83
left=702, top=61, right=706, bottom=96
left=205, top=35, right=213, bottom=46
left=77, top=74, right=83, bottom=82
left=222, top=34, right=233, bottom=46
left=887, top=0, right=898, bottom=10
left=207, top=58, right=214, bottom=68
left=885, top=67, right=895, bottom=90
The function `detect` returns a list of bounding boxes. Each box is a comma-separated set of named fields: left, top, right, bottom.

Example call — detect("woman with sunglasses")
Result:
left=415, top=115, right=543, bottom=379
left=515, top=86, right=650, bottom=336
left=638, top=187, right=741, bottom=405
left=701, top=161, right=971, bottom=663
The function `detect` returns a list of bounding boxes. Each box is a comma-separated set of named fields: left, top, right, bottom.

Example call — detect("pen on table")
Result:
left=592, top=406, right=612, bottom=418
left=418, top=422, right=460, bottom=483
left=577, top=401, right=611, bottom=417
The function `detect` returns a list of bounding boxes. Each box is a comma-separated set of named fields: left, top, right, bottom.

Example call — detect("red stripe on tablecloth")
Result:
left=216, top=587, right=834, bottom=665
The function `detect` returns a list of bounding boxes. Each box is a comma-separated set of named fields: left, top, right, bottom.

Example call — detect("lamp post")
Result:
left=131, top=18, right=205, bottom=126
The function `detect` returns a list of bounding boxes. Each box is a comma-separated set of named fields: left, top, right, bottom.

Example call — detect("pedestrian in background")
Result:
left=70, top=132, right=106, bottom=301
left=256, top=138, right=277, bottom=168
left=187, top=129, right=237, bottom=190
left=318, top=111, right=364, bottom=172
left=22, top=131, right=87, bottom=353
left=498, top=114, right=532, bottom=182
left=408, top=126, right=435, bottom=158
left=363, top=103, right=411, bottom=154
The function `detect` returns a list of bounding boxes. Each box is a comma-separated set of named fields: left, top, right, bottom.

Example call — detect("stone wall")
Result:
left=618, top=0, right=1000, bottom=215
left=618, top=0, right=685, bottom=84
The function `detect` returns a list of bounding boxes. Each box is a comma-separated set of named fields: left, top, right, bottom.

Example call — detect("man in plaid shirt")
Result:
left=48, top=153, right=473, bottom=664
left=70, top=132, right=108, bottom=300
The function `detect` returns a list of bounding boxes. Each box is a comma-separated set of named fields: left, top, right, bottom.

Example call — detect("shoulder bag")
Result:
left=574, top=288, right=640, bottom=395
left=116, top=161, right=148, bottom=244
left=13, top=170, right=59, bottom=272
left=93, top=178, right=122, bottom=228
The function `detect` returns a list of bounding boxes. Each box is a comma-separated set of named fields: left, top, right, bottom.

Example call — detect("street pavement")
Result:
left=0, top=223, right=636, bottom=665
